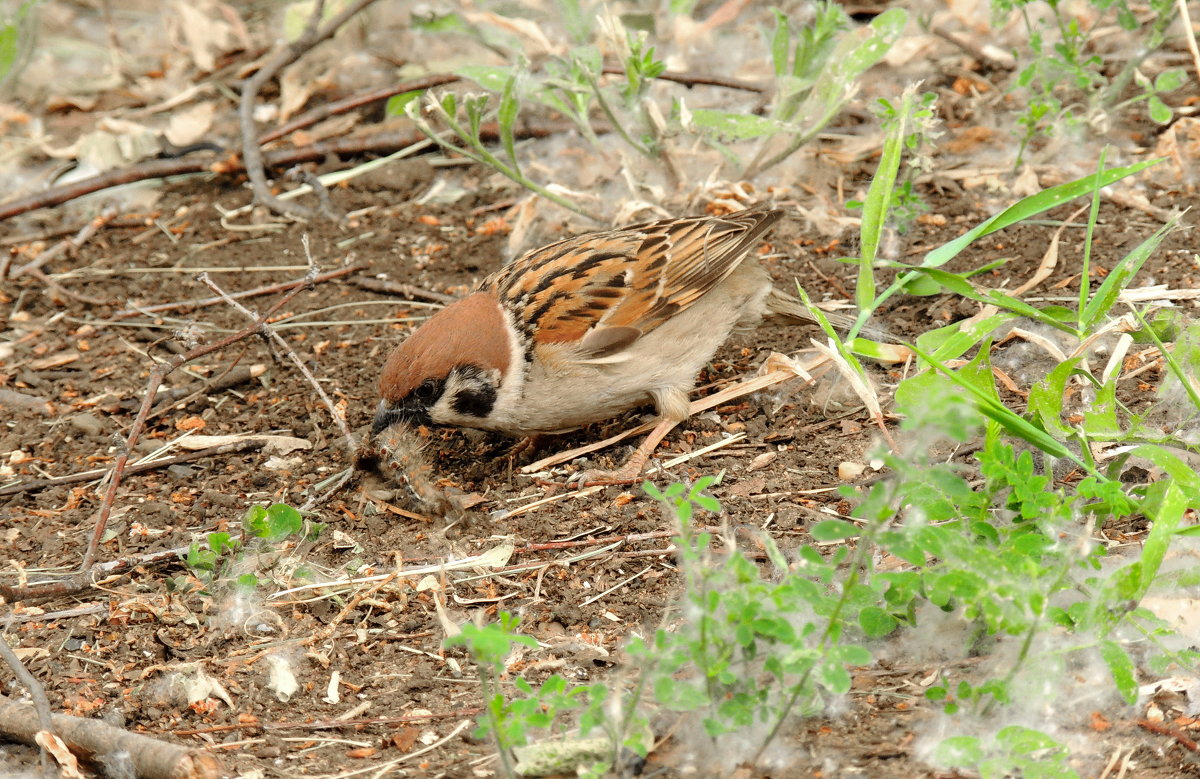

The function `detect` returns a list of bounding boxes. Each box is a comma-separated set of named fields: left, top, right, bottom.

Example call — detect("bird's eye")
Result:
left=413, top=379, right=440, bottom=402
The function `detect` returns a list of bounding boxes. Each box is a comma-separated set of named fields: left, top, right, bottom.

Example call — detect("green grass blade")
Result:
left=1130, top=307, right=1200, bottom=412
left=1078, top=148, right=1107, bottom=323
left=1080, top=219, right=1178, bottom=331
left=908, top=342, right=1099, bottom=476
left=499, top=72, right=521, bottom=175
left=922, top=158, right=1163, bottom=269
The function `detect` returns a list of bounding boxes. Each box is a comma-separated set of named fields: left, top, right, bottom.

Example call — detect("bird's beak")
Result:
left=372, top=398, right=430, bottom=435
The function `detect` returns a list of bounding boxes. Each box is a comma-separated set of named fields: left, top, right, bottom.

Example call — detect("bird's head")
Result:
left=373, top=293, right=512, bottom=435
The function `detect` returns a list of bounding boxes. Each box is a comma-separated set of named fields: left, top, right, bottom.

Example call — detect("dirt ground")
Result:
left=3, top=22, right=1200, bottom=773
left=3, top=160, right=1199, bottom=778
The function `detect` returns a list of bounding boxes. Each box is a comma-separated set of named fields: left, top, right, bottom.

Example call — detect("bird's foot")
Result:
left=568, top=463, right=647, bottom=488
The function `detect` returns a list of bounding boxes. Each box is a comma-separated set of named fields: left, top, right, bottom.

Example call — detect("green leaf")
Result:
left=1154, top=68, right=1186, bottom=93
left=810, top=519, right=860, bottom=541
left=857, top=94, right=908, bottom=307
left=207, top=531, right=234, bottom=554
left=385, top=90, right=423, bottom=117
left=498, top=72, right=521, bottom=173
left=1147, top=96, right=1171, bottom=124
left=859, top=606, right=898, bottom=637
left=1140, top=478, right=1192, bottom=595
left=264, top=503, right=303, bottom=540
left=689, top=109, right=782, bottom=140
left=908, top=342, right=1096, bottom=472
left=900, top=273, right=945, bottom=296
left=456, top=65, right=512, bottom=92
left=1027, top=358, right=1083, bottom=437
left=0, top=21, right=19, bottom=83
left=919, top=313, right=1018, bottom=362
left=934, top=736, right=984, bottom=767
left=1099, top=640, right=1138, bottom=704
left=814, top=658, right=852, bottom=694
left=1082, top=380, right=1121, bottom=436
left=769, top=8, right=790, bottom=76
left=413, top=10, right=469, bottom=34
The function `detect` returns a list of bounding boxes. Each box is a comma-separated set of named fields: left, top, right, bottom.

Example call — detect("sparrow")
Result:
left=373, top=205, right=848, bottom=484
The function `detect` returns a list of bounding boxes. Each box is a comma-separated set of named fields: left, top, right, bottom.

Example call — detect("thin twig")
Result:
left=929, top=23, right=1016, bottom=70
left=197, top=239, right=355, bottom=453
left=300, top=466, right=356, bottom=512
left=24, top=267, right=111, bottom=307
left=0, top=627, right=54, bottom=776
left=352, top=277, right=456, bottom=305
left=1177, top=0, right=1200, bottom=86
left=259, top=74, right=463, bottom=144
left=78, top=271, right=322, bottom=570
left=1137, top=718, right=1199, bottom=751
left=601, top=66, right=765, bottom=92
left=8, top=206, right=118, bottom=279
left=580, top=564, right=653, bottom=606
left=1, top=603, right=108, bottom=625
left=113, top=262, right=365, bottom=319
left=169, top=707, right=482, bottom=736
left=0, top=439, right=265, bottom=497
left=239, top=0, right=381, bottom=219
left=0, top=124, right=576, bottom=222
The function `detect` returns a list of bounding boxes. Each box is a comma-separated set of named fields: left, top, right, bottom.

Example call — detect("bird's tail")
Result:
left=765, top=288, right=893, bottom=341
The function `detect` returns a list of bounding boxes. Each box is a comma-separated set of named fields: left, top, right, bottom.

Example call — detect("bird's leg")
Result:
left=573, top=416, right=682, bottom=487
left=506, top=434, right=546, bottom=483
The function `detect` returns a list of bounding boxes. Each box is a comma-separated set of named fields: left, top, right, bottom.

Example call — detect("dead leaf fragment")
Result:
left=171, top=0, right=248, bottom=72
left=35, top=731, right=86, bottom=779
left=176, top=416, right=207, bottom=431
left=839, top=462, right=867, bottom=481
left=165, top=101, right=217, bottom=146
left=266, top=655, right=299, bottom=702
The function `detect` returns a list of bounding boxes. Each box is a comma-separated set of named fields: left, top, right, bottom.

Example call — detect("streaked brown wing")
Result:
left=484, top=207, right=782, bottom=357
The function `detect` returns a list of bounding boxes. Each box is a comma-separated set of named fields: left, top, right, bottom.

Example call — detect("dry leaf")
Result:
left=171, top=0, right=247, bottom=72
left=165, top=101, right=217, bottom=146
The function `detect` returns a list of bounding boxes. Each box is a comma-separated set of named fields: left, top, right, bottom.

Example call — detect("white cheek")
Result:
left=427, top=394, right=457, bottom=424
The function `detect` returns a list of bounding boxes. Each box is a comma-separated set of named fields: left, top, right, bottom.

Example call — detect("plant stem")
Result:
left=1077, top=147, right=1107, bottom=328
left=585, top=72, right=654, bottom=159
left=413, top=109, right=601, bottom=222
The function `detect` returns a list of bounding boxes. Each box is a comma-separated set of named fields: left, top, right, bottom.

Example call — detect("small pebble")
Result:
left=167, top=465, right=196, bottom=481
left=69, top=413, right=104, bottom=437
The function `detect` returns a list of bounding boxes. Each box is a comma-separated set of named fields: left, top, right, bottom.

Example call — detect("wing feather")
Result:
left=483, top=207, right=782, bottom=360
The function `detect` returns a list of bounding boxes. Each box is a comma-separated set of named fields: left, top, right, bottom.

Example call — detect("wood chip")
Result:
left=29, top=352, right=79, bottom=370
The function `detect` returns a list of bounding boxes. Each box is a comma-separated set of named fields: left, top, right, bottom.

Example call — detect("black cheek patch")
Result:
left=450, top=383, right=497, bottom=418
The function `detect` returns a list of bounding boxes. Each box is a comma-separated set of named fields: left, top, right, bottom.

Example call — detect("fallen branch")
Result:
left=148, top=363, right=266, bottom=417
left=261, top=67, right=761, bottom=147
left=239, top=0, right=382, bottom=219
left=169, top=707, right=483, bottom=737
left=0, top=539, right=246, bottom=604
left=1137, top=718, right=1199, bottom=752
left=1, top=603, right=108, bottom=625
left=259, top=73, right=463, bottom=144
left=0, top=694, right=222, bottom=779
left=0, top=439, right=265, bottom=497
